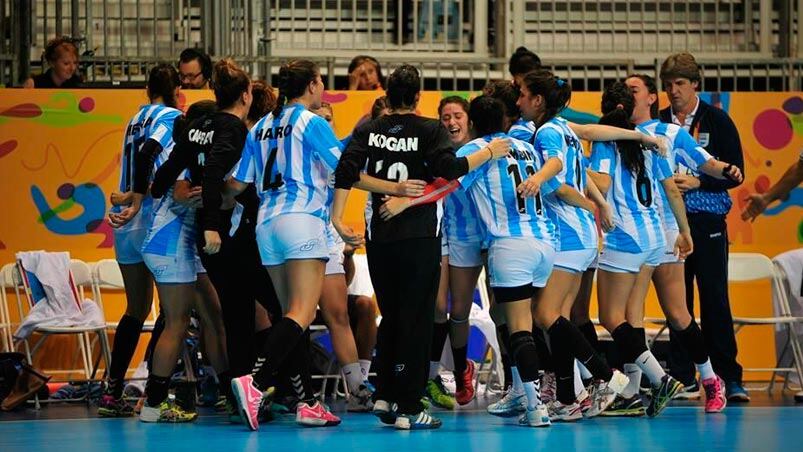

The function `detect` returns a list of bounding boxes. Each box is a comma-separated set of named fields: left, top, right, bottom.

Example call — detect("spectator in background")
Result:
left=659, top=52, right=749, bottom=403
left=347, top=55, right=385, bottom=91
left=23, top=37, right=83, bottom=88
left=178, top=48, right=213, bottom=90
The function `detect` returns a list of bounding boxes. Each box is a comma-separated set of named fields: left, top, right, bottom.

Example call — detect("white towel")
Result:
left=772, top=248, right=803, bottom=385
left=13, top=251, right=105, bottom=340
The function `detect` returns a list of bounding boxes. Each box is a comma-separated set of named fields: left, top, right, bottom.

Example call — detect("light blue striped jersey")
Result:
left=590, top=140, right=672, bottom=253
left=508, top=117, right=535, bottom=142
left=457, top=133, right=558, bottom=241
left=534, top=117, right=598, bottom=251
left=114, top=103, right=181, bottom=232
left=141, top=145, right=197, bottom=260
left=637, top=120, right=712, bottom=231
left=443, top=186, right=485, bottom=242
left=232, top=103, right=343, bottom=225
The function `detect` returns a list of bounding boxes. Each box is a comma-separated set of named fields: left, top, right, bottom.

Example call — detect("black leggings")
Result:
left=367, top=237, right=440, bottom=415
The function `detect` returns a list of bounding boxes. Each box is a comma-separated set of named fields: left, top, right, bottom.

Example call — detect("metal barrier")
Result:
left=2, top=0, right=802, bottom=90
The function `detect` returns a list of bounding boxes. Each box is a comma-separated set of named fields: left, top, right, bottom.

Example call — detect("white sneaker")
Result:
left=518, top=404, right=551, bottom=427
left=585, top=370, right=630, bottom=418
left=547, top=400, right=583, bottom=422
left=346, top=385, right=375, bottom=412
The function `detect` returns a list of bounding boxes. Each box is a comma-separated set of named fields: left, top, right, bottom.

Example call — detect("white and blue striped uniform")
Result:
left=508, top=117, right=535, bottom=142
left=590, top=141, right=671, bottom=254
left=534, top=117, right=598, bottom=253
left=113, top=104, right=181, bottom=264
left=458, top=133, right=558, bottom=241
left=232, top=103, right=343, bottom=265
left=458, top=133, right=559, bottom=288
left=141, top=156, right=203, bottom=284
left=637, top=119, right=712, bottom=232
left=443, top=186, right=486, bottom=267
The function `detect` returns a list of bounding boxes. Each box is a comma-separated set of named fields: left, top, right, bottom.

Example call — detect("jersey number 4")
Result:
left=507, top=164, right=543, bottom=215
left=262, top=147, right=285, bottom=190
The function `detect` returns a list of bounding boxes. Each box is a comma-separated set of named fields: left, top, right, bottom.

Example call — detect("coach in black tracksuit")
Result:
left=659, top=52, right=748, bottom=401
left=332, top=65, right=507, bottom=428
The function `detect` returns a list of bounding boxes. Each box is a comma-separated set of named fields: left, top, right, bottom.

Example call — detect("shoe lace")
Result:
left=703, top=381, right=718, bottom=401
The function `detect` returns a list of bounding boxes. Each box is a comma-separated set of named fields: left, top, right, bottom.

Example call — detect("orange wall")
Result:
left=0, top=89, right=800, bottom=380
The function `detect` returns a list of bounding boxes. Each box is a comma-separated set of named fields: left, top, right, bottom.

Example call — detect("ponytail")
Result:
left=274, top=59, right=319, bottom=118
left=212, top=58, right=250, bottom=110
left=147, top=63, right=181, bottom=108
left=521, top=69, right=571, bottom=127
left=599, top=81, right=644, bottom=176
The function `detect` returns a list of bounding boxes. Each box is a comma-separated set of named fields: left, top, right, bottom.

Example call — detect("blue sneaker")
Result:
left=725, top=381, right=750, bottom=403
left=487, top=389, right=527, bottom=417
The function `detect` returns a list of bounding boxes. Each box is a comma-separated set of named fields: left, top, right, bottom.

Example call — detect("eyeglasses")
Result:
left=180, top=72, right=202, bottom=82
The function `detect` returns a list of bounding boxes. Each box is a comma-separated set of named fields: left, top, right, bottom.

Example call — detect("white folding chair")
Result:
left=92, top=259, right=158, bottom=332
left=14, top=257, right=111, bottom=407
left=728, top=253, right=803, bottom=391
left=0, top=263, right=18, bottom=352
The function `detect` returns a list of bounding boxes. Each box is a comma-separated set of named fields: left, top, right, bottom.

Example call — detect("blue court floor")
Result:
left=1, top=404, right=801, bottom=452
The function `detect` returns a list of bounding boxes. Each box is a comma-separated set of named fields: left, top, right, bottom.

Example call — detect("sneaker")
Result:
left=674, top=381, right=701, bottom=400
left=394, top=410, right=442, bottom=430
left=647, top=375, right=684, bottom=417
left=577, top=389, right=592, bottom=416
left=585, top=370, right=630, bottom=418
left=599, top=395, right=645, bottom=417
left=518, top=404, right=551, bottom=427
left=702, top=376, right=727, bottom=413
left=455, top=360, right=477, bottom=406
left=139, top=400, right=198, bottom=423
left=97, top=394, right=135, bottom=417
left=725, top=381, right=750, bottom=403
left=373, top=399, right=398, bottom=425
left=231, top=375, right=264, bottom=431
left=546, top=400, right=583, bottom=422
left=296, top=401, right=341, bottom=427
left=487, top=389, right=527, bottom=417
left=540, top=372, right=556, bottom=404
left=347, top=384, right=375, bottom=412
left=425, top=376, right=456, bottom=409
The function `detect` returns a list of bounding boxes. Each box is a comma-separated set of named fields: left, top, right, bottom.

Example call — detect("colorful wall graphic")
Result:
left=0, top=89, right=801, bottom=377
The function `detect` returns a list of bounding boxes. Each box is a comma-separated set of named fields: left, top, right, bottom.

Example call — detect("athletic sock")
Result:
left=578, top=320, right=601, bottom=353
left=255, top=326, right=272, bottom=354
left=343, top=362, right=364, bottom=394
left=145, top=374, right=171, bottom=407
left=511, top=366, right=524, bottom=393
left=622, top=363, right=642, bottom=399
left=145, top=313, right=165, bottom=374
left=611, top=322, right=647, bottom=364
left=452, top=345, right=468, bottom=390
left=251, top=317, right=304, bottom=391
left=108, top=314, right=145, bottom=397
left=547, top=318, right=577, bottom=404
left=532, top=326, right=553, bottom=372
left=636, top=350, right=666, bottom=386
left=281, top=331, right=314, bottom=403
left=359, top=359, right=372, bottom=380
left=671, top=320, right=710, bottom=365
left=696, top=359, right=716, bottom=381
left=522, top=380, right=542, bottom=410
left=216, top=370, right=233, bottom=402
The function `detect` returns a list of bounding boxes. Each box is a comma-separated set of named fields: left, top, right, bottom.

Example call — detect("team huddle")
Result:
left=102, top=47, right=743, bottom=431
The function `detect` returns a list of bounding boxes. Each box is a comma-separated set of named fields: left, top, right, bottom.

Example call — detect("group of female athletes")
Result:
left=102, top=47, right=743, bottom=431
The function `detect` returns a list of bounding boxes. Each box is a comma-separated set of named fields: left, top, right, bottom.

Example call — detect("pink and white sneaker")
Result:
left=702, top=376, right=727, bottom=413
left=296, top=401, right=341, bottom=427
left=296, top=401, right=340, bottom=427
left=231, top=375, right=264, bottom=431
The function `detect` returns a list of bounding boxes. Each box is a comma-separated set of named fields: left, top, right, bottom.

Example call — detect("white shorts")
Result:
left=113, top=228, right=147, bottom=265
left=441, top=234, right=449, bottom=257
left=488, top=236, right=555, bottom=288
left=256, top=213, right=329, bottom=266
left=598, top=246, right=664, bottom=274
left=659, top=229, right=684, bottom=265
left=447, top=237, right=483, bottom=268
left=143, top=253, right=204, bottom=284
left=553, top=248, right=599, bottom=273
left=325, top=224, right=346, bottom=276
